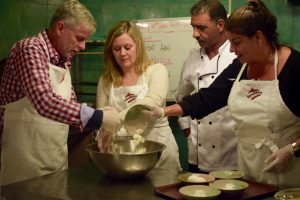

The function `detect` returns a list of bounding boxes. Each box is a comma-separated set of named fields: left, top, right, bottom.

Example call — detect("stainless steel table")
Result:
left=1, top=163, right=179, bottom=200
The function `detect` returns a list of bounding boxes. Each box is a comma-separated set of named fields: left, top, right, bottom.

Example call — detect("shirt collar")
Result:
left=40, top=30, right=71, bottom=67
left=218, top=40, right=230, bottom=55
left=200, top=40, right=231, bottom=58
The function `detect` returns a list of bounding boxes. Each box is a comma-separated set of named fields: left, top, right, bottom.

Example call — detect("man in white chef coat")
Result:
left=176, top=0, right=237, bottom=173
left=0, top=0, right=121, bottom=185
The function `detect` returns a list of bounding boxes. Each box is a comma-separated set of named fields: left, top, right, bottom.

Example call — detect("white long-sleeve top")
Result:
left=97, top=63, right=169, bottom=127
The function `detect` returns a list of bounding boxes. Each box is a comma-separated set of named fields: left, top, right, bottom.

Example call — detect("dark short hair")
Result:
left=225, top=0, right=278, bottom=47
left=190, top=0, right=227, bottom=23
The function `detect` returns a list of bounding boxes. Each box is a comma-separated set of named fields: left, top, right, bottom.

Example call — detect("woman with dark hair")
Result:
left=146, top=0, right=300, bottom=188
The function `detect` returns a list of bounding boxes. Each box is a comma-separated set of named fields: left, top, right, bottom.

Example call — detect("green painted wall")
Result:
left=1, top=0, right=299, bottom=100
left=1, top=0, right=300, bottom=170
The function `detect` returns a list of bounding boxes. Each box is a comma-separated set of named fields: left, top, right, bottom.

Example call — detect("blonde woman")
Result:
left=97, top=21, right=181, bottom=172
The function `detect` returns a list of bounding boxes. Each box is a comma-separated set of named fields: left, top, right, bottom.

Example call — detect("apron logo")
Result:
left=124, top=93, right=137, bottom=103
left=247, top=88, right=262, bottom=100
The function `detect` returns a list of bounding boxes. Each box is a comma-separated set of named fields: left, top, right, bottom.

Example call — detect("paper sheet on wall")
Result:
left=136, top=17, right=199, bottom=101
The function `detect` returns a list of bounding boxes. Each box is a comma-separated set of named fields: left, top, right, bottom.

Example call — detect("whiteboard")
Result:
left=136, top=17, right=199, bottom=101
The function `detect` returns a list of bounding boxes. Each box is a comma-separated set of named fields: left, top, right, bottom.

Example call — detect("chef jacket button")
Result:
left=198, top=120, right=201, bottom=124
left=211, top=76, right=214, bottom=79
left=198, top=143, right=201, bottom=147
left=212, top=145, right=215, bottom=148
left=199, top=77, right=203, bottom=80
left=209, top=121, right=212, bottom=125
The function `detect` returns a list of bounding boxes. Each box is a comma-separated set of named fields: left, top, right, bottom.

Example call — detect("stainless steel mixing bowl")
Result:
left=85, top=140, right=166, bottom=179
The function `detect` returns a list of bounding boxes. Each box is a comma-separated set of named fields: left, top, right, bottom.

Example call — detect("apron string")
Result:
left=254, top=137, right=279, bottom=153
left=274, top=49, right=278, bottom=80
left=235, top=48, right=279, bottom=82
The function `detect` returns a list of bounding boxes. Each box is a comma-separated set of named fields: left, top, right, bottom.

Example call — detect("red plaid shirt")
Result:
left=0, top=30, right=81, bottom=135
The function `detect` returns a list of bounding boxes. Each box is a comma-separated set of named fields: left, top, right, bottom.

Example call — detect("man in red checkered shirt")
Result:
left=0, top=0, right=121, bottom=185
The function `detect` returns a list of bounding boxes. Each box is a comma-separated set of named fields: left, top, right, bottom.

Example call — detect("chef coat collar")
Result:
left=197, top=40, right=231, bottom=78
left=200, top=40, right=231, bottom=59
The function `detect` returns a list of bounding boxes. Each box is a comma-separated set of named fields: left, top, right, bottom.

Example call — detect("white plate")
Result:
left=179, top=185, right=221, bottom=200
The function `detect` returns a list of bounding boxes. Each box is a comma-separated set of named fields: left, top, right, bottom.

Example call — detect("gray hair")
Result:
left=49, top=0, right=96, bottom=33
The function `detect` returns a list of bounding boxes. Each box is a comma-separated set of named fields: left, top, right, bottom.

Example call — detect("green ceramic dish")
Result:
left=209, top=170, right=243, bottom=179
left=209, top=179, right=248, bottom=194
left=274, top=188, right=300, bottom=200
left=124, top=104, right=150, bottom=135
left=179, top=185, right=221, bottom=200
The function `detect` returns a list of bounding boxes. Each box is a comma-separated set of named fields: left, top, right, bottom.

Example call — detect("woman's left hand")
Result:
left=263, top=144, right=294, bottom=173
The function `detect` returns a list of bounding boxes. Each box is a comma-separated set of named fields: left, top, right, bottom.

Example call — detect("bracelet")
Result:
left=288, top=144, right=294, bottom=156
left=291, top=142, right=300, bottom=157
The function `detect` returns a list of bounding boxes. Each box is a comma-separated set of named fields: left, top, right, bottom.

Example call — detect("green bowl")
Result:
left=274, top=188, right=300, bottom=200
left=209, top=179, right=248, bottom=194
left=179, top=185, right=221, bottom=200
left=209, top=170, right=243, bottom=179
left=124, top=104, right=150, bottom=135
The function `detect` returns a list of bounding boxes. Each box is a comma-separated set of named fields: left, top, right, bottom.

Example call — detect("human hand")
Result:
left=95, top=129, right=114, bottom=153
left=140, top=105, right=165, bottom=122
left=100, top=106, right=122, bottom=133
left=263, top=144, right=294, bottom=173
left=183, top=128, right=191, bottom=137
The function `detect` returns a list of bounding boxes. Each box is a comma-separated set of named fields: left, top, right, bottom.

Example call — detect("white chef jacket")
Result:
left=176, top=40, right=238, bottom=171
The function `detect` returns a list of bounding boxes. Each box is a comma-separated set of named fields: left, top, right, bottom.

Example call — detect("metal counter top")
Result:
left=1, top=163, right=179, bottom=200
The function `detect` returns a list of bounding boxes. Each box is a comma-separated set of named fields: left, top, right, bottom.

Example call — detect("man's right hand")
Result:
left=101, top=106, right=122, bottom=133
left=183, top=128, right=191, bottom=137
left=96, top=129, right=114, bottom=153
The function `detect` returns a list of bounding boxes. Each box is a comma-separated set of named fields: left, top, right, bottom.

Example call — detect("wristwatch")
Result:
left=291, top=142, right=300, bottom=157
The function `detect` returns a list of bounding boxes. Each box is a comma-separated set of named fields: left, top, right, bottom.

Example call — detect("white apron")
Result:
left=1, top=34, right=71, bottom=185
left=108, top=74, right=181, bottom=171
left=228, top=50, right=300, bottom=188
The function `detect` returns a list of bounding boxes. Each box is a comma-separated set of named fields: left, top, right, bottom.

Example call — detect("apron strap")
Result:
left=236, top=64, right=247, bottom=81
left=235, top=48, right=279, bottom=82
left=38, top=33, right=69, bottom=71
left=255, top=138, right=279, bottom=153
left=274, top=48, right=278, bottom=80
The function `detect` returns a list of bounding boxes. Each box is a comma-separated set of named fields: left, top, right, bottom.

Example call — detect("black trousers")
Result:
left=188, top=163, right=209, bottom=174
